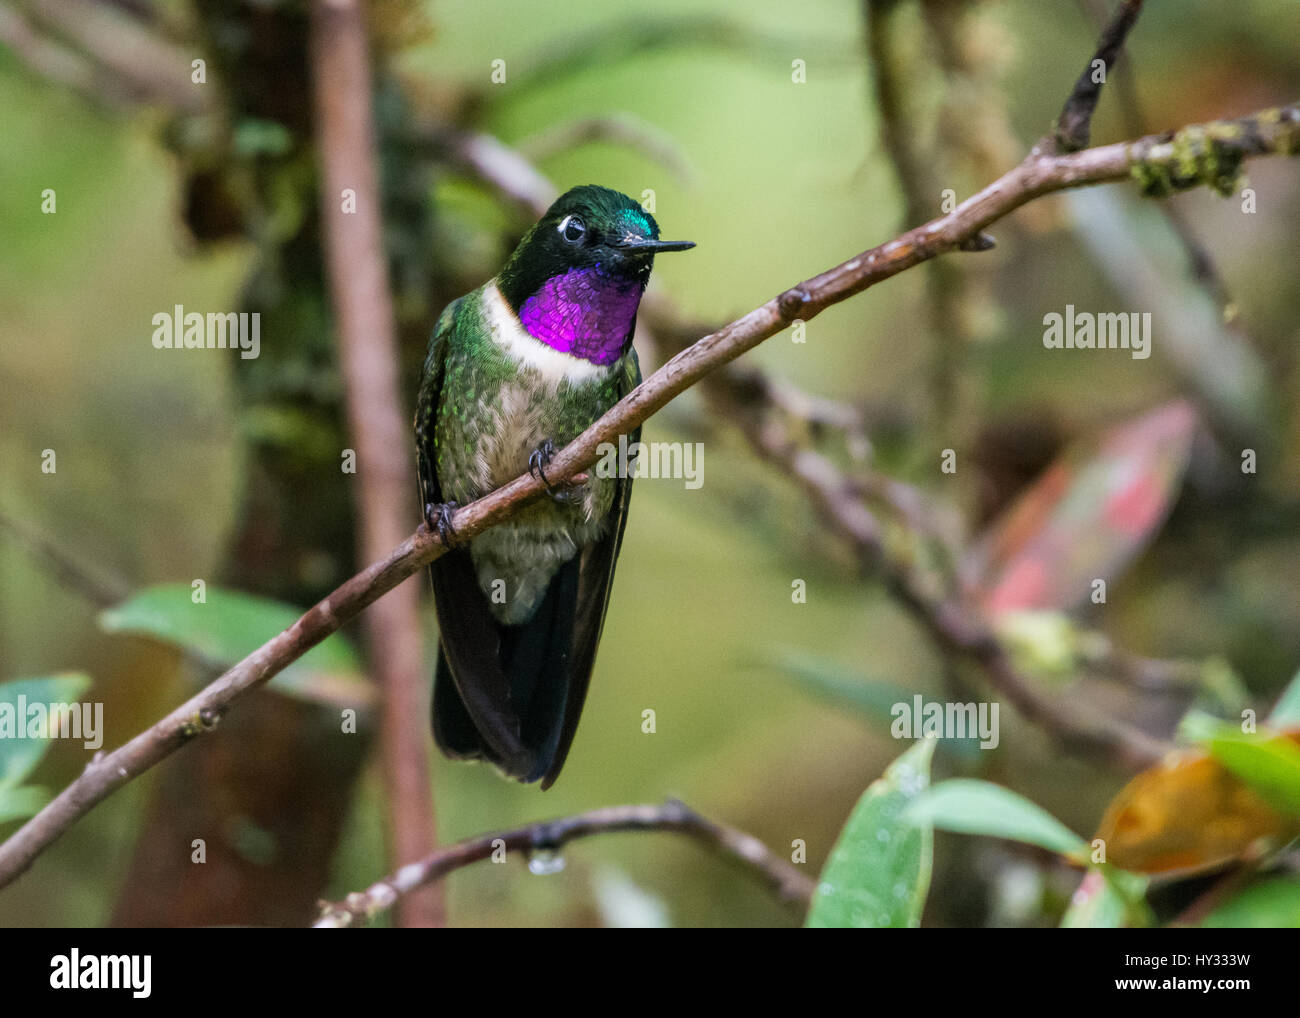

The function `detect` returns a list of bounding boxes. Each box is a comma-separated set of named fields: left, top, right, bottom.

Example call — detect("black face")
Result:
left=498, top=185, right=694, bottom=313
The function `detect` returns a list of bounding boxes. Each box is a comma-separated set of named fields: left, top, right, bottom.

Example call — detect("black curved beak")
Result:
left=617, top=236, right=696, bottom=253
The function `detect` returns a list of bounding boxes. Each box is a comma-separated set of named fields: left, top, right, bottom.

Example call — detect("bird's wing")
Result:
left=418, top=297, right=534, bottom=777
left=413, top=297, right=456, bottom=514
left=539, top=346, right=642, bottom=788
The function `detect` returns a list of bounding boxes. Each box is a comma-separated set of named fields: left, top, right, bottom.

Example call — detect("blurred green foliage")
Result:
left=0, top=674, right=92, bottom=823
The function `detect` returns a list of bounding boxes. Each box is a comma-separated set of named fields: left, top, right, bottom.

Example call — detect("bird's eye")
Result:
left=559, top=214, right=586, bottom=244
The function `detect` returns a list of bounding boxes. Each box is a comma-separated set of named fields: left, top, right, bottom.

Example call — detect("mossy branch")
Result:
left=1129, top=106, right=1300, bottom=197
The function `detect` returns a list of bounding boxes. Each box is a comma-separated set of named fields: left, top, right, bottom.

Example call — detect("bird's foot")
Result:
left=529, top=438, right=587, bottom=504
left=528, top=438, right=557, bottom=491
left=424, top=500, right=460, bottom=547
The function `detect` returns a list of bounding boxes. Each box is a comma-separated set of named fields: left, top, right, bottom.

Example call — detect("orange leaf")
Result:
left=1094, top=736, right=1300, bottom=876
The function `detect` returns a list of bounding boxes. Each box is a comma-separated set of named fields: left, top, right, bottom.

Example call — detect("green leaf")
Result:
left=766, top=649, right=981, bottom=761
left=1205, top=732, right=1300, bottom=816
left=805, top=739, right=936, bottom=929
left=0, top=673, right=93, bottom=789
left=1203, top=877, right=1300, bottom=928
left=905, top=779, right=1088, bottom=858
left=99, top=584, right=366, bottom=707
left=1181, top=712, right=1300, bottom=815
left=1060, top=868, right=1150, bottom=928
left=1175, top=709, right=1223, bottom=744
left=1269, top=669, right=1300, bottom=726
left=232, top=117, right=294, bottom=159
left=0, top=784, right=50, bottom=825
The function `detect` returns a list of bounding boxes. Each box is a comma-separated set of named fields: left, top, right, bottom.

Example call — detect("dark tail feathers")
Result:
left=431, top=557, right=579, bottom=783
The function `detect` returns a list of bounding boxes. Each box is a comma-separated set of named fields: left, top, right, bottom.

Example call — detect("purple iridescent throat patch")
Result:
left=518, top=266, right=644, bottom=365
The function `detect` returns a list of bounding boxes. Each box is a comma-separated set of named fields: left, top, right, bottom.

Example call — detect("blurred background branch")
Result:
left=307, top=0, right=440, bottom=928
left=314, top=800, right=814, bottom=927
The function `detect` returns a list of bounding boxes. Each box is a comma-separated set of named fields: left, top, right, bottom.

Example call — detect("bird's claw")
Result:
left=529, top=438, right=565, bottom=500
left=528, top=438, right=557, bottom=491
left=424, top=500, right=460, bottom=547
left=529, top=438, right=585, bottom=504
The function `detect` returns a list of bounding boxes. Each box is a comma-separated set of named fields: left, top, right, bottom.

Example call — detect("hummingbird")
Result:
left=415, top=185, right=695, bottom=788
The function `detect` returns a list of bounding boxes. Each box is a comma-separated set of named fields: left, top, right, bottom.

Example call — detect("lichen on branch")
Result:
left=1129, top=104, right=1300, bottom=198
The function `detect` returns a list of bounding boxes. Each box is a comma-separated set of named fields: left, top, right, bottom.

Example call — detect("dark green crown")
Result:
left=498, top=185, right=693, bottom=312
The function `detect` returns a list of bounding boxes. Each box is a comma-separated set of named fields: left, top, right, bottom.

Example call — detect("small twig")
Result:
left=0, top=3, right=103, bottom=102
left=0, top=511, right=130, bottom=608
left=1168, top=859, right=1261, bottom=927
left=409, top=126, right=557, bottom=220
left=22, top=0, right=205, bottom=112
left=864, top=0, right=964, bottom=429
left=761, top=376, right=867, bottom=445
left=1096, top=649, right=1203, bottom=693
left=503, top=16, right=860, bottom=98
left=313, top=800, right=814, bottom=927
left=516, top=113, right=693, bottom=184
left=864, top=0, right=937, bottom=230
left=731, top=381, right=1167, bottom=769
left=1051, top=0, right=1145, bottom=153
left=1076, top=0, right=1248, bottom=329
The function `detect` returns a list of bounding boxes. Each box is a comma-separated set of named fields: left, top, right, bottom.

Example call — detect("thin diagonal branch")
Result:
left=20, top=0, right=205, bottom=112
left=1, top=101, right=1296, bottom=889
left=313, top=800, right=814, bottom=927
left=502, top=16, right=860, bottom=98
left=515, top=113, right=693, bottom=184
left=0, top=511, right=130, bottom=608
left=1076, top=0, right=1261, bottom=407
left=1051, top=0, right=1144, bottom=153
